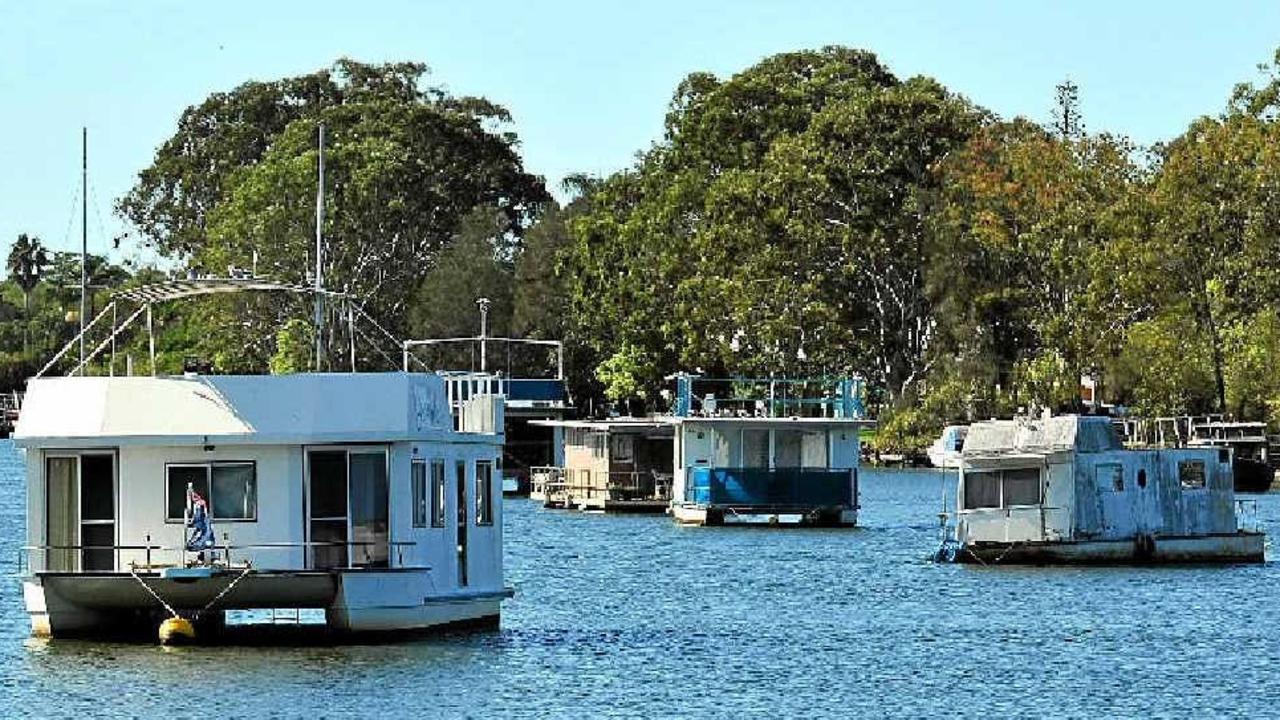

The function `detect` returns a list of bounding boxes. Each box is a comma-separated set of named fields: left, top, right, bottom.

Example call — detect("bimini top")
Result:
left=963, top=415, right=1121, bottom=460
left=14, top=372, right=468, bottom=448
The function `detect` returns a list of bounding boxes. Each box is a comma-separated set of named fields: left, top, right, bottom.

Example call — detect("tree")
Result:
left=562, top=47, right=982, bottom=409
left=121, top=59, right=548, bottom=371
left=6, top=233, right=48, bottom=354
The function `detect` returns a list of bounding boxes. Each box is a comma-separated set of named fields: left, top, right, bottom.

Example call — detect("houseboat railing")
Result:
left=529, top=466, right=672, bottom=503
left=18, top=540, right=420, bottom=576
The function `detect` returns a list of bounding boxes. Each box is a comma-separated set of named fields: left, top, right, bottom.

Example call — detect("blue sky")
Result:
left=2, top=1, right=1278, bottom=269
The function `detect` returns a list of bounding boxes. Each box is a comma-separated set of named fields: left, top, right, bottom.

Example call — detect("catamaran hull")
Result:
left=23, top=570, right=512, bottom=640
left=950, top=532, right=1265, bottom=565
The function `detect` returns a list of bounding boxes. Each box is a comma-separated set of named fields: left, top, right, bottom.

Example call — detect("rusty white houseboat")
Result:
left=16, top=279, right=512, bottom=639
left=939, top=414, right=1265, bottom=564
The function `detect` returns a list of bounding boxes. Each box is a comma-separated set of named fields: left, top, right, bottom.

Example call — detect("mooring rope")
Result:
left=128, top=565, right=180, bottom=619
left=197, top=565, right=253, bottom=617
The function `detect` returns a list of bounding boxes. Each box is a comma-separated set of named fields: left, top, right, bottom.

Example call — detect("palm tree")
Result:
left=7, top=234, right=49, bottom=355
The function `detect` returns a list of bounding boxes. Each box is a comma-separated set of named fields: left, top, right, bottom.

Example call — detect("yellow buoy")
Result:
left=158, top=617, right=196, bottom=645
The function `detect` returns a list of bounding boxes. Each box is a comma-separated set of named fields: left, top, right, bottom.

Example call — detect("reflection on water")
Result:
left=2, top=441, right=1279, bottom=717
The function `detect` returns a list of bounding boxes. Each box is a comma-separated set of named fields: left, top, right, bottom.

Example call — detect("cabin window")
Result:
left=1097, top=463, right=1124, bottom=492
left=411, top=460, right=428, bottom=527
left=591, top=433, right=606, bottom=459
left=743, top=429, right=770, bottom=468
left=963, top=471, right=1001, bottom=509
left=1002, top=468, right=1042, bottom=506
left=475, top=460, right=494, bottom=526
left=613, top=435, right=634, bottom=463
left=431, top=459, right=446, bottom=527
left=775, top=429, right=828, bottom=468
left=1179, top=460, right=1207, bottom=489
left=963, top=467, right=1042, bottom=509
left=165, top=462, right=256, bottom=522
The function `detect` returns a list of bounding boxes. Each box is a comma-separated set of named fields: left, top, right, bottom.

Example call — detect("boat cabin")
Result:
left=669, top=416, right=865, bottom=526
left=945, top=415, right=1264, bottom=564
left=529, top=420, right=675, bottom=512
left=18, top=372, right=510, bottom=638
left=666, top=374, right=869, bottom=527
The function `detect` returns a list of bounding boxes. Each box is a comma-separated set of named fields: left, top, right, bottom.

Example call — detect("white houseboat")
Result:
left=940, top=414, right=1265, bottom=564
left=927, top=425, right=968, bottom=469
left=16, top=279, right=512, bottom=640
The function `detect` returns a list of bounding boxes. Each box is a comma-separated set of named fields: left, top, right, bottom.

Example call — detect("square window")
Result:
left=1179, top=460, right=1206, bottom=489
left=166, top=463, right=256, bottom=522
left=211, top=463, right=256, bottom=520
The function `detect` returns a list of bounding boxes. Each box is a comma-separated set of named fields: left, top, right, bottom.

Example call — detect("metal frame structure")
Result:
left=36, top=277, right=411, bottom=379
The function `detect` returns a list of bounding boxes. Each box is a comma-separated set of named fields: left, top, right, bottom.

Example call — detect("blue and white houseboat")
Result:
left=17, top=278, right=513, bottom=639
left=941, top=414, right=1265, bottom=564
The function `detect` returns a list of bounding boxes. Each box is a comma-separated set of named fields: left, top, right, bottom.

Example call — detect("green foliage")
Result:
left=121, top=58, right=548, bottom=371
left=269, top=319, right=314, bottom=375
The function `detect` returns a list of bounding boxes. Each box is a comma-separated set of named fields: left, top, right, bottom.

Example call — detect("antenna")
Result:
left=80, top=127, right=87, bottom=366
left=313, top=123, right=325, bottom=371
left=477, top=297, right=490, bottom=373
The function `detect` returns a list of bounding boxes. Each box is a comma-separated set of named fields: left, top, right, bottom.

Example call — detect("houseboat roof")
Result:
left=531, top=419, right=672, bottom=431
left=14, top=372, right=479, bottom=448
left=963, top=415, right=1121, bottom=460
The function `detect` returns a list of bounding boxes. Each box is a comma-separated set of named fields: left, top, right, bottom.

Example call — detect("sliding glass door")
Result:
left=307, top=448, right=388, bottom=570
left=45, top=453, right=115, bottom=572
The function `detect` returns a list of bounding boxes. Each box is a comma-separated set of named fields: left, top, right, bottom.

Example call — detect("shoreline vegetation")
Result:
left=7, top=49, right=1280, bottom=458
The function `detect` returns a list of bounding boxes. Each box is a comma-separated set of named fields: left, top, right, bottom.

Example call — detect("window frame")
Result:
left=164, top=460, right=258, bottom=523
left=411, top=459, right=428, bottom=528
left=961, top=466, right=1044, bottom=510
left=430, top=458, right=446, bottom=528
left=475, top=459, right=495, bottom=526
left=1179, top=459, right=1207, bottom=490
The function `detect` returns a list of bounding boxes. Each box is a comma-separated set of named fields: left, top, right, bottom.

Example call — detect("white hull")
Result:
left=24, top=569, right=511, bottom=639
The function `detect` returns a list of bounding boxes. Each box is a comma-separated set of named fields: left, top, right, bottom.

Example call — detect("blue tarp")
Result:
left=688, top=467, right=855, bottom=506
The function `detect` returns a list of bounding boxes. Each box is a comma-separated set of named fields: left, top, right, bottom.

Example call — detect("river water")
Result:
left=1, top=439, right=1279, bottom=718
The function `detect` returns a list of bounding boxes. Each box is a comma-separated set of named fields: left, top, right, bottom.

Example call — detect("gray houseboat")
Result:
left=940, top=415, right=1265, bottom=564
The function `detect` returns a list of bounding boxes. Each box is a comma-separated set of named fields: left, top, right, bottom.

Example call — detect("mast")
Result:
left=80, top=127, right=87, bottom=366
left=477, top=297, right=490, bottom=373
left=313, top=123, right=325, bottom=370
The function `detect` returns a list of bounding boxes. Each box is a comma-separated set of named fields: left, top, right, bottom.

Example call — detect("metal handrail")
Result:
left=20, top=540, right=420, bottom=575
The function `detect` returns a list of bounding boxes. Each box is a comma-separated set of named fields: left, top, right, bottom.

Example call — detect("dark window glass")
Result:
left=81, top=523, right=114, bottom=571
left=412, top=461, right=428, bottom=527
left=476, top=460, right=494, bottom=525
left=308, top=451, right=347, bottom=518
left=1002, top=468, right=1042, bottom=506
left=431, top=460, right=446, bottom=528
left=349, top=452, right=388, bottom=567
left=80, top=454, right=114, bottom=521
left=166, top=466, right=209, bottom=521
left=211, top=463, right=256, bottom=520
left=963, top=471, right=1001, bottom=509
left=311, top=519, right=347, bottom=569
left=1179, top=460, right=1206, bottom=489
